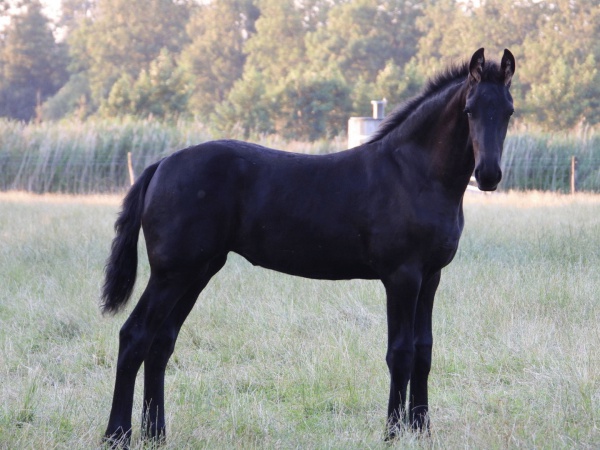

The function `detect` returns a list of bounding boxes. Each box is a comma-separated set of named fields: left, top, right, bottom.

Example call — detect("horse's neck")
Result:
left=430, top=84, right=474, bottom=193
left=394, top=82, right=474, bottom=196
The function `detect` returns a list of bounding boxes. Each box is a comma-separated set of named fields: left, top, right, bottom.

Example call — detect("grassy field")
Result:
left=0, top=191, right=599, bottom=449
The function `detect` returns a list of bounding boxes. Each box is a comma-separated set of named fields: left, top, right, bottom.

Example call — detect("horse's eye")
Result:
left=463, top=108, right=472, bottom=118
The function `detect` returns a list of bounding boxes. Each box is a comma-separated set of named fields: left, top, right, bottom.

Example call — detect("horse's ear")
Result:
left=501, top=49, right=515, bottom=87
left=469, top=48, right=485, bottom=84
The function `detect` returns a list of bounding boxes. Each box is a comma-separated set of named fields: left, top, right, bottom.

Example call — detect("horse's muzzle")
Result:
left=474, top=167, right=502, bottom=191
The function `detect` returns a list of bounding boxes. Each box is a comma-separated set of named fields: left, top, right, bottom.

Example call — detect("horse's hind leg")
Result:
left=142, top=254, right=227, bottom=442
left=103, top=268, right=210, bottom=446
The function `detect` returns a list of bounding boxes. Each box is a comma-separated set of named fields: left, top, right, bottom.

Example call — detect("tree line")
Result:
left=0, top=0, right=598, bottom=141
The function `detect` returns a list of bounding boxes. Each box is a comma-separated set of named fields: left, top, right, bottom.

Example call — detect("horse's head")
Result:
left=465, top=48, right=515, bottom=191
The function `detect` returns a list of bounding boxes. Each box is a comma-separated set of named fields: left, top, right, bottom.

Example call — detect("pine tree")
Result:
left=0, top=0, right=68, bottom=121
left=180, top=0, right=259, bottom=118
left=519, top=0, right=600, bottom=128
left=75, top=0, right=192, bottom=106
left=306, top=0, right=422, bottom=85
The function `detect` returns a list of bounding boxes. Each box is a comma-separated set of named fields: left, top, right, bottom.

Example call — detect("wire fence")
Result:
left=499, top=132, right=600, bottom=192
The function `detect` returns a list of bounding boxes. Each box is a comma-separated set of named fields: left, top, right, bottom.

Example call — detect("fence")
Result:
left=500, top=133, right=600, bottom=193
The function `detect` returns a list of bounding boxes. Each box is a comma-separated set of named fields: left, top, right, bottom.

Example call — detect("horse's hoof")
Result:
left=102, top=429, right=131, bottom=449
left=384, top=425, right=401, bottom=442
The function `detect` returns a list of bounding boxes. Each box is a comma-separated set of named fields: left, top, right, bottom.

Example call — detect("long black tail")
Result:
left=101, top=160, right=162, bottom=315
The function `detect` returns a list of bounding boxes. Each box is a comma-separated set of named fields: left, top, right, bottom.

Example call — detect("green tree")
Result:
left=43, top=0, right=98, bottom=120
left=101, top=49, right=190, bottom=119
left=244, top=0, right=307, bottom=84
left=59, top=0, right=96, bottom=38
left=211, top=68, right=273, bottom=138
left=411, top=0, right=475, bottom=79
left=345, top=60, right=422, bottom=118
left=100, top=73, right=134, bottom=117
left=41, top=73, right=91, bottom=120
left=0, top=0, right=68, bottom=120
left=211, top=0, right=312, bottom=138
left=413, top=0, right=544, bottom=79
left=180, top=0, right=259, bottom=118
left=295, top=0, right=336, bottom=31
left=373, top=59, right=422, bottom=110
left=274, top=72, right=351, bottom=141
left=223, top=0, right=425, bottom=140
left=73, top=0, right=192, bottom=107
left=347, top=76, right=376, bottom=117
left=306, top=0, right=422, bottom=85
left=519, top=0, right=600, bottom=128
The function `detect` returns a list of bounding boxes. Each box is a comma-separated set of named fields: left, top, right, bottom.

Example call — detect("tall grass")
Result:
left=0, top=191, right=599, bottom=448
left=0, top=119, right=346, bottom=194
left=1, top=119, right=599, bottom=194
left=501, top=126, right=600, bottom=192
left=0, top=119, right=213, bottom=193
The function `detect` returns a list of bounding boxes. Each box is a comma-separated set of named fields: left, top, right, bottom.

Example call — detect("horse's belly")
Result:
left=234, top=243, right=378, bottom=280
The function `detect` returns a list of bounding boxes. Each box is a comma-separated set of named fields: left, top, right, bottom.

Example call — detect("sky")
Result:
left=41, top=0, right=61, bottom=21
left=0, top=0, right=61, bottom=24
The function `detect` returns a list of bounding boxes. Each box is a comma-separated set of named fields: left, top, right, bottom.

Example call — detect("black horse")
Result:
left=102, top=48, right=515, bottom=445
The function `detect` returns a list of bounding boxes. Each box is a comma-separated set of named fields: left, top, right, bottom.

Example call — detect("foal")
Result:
left=102, top=48, right=515, bottom=445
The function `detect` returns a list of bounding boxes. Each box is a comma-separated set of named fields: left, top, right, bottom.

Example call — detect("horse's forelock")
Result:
left=480, top=60, right=504, bottom=84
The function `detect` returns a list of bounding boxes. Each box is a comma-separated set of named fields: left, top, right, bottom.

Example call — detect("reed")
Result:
left=501, top=126, right=600, bottom=192
left=0, top=119, right=598, bottom=193
left=0, top=119, right=196, bottom=193
left=0, top=119, right=346, bottom=194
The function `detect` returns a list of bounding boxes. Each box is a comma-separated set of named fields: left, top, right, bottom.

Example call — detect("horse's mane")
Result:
left=367, top=59, right=503, bottom=144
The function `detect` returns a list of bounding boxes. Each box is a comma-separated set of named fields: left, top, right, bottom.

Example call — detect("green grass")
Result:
left=0, top=191, right=599, bottom=448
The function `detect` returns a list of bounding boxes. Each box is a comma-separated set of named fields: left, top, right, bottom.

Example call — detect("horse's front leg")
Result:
left=409, top=270, right=440, bottom=432
left=383, top=266, right=422, bottom=440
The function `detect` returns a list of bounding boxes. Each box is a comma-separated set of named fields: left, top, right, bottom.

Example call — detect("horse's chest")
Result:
left=428, top=227, right=461, bottom=268
left=375, top=207, right=463, bottom=270
left=421, top=211, right=463, bottom=268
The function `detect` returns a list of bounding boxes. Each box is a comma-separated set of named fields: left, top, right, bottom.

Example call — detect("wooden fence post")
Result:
left=127, top=152, right=135, bottom=186
left=570, top=156, right=577, bottom=195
